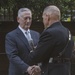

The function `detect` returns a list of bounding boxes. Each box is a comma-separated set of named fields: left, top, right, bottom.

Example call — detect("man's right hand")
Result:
left=27, top=65, right=41, bottom=75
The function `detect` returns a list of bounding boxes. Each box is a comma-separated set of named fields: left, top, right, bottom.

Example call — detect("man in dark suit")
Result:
left=26, top=5, right=74, bottom=75
left=5, top=8, right=40, bottom=75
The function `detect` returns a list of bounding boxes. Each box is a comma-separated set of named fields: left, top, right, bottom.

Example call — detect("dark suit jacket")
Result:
left=5, top=27, right=40, bottom=75
left=26, top=22, right=74, bottom=75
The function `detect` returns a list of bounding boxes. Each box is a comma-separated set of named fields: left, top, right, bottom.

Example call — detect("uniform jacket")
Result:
left=26, top=22, right=74, bottom=75
left=5, top=27, right=40, bottom=75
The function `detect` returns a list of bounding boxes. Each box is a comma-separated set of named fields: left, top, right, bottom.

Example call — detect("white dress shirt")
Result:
left=18, top=25, right=32, bottom=41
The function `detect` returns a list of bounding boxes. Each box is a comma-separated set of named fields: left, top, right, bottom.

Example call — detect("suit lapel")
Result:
left=30, top=30, right=35, bottom=44
left=16, top=27, right=31, bottom=51
left=30, top=30, right=33, bottom=39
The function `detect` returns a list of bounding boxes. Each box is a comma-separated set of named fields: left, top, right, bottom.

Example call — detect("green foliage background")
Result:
left=0, top=0, right=75, bottom=21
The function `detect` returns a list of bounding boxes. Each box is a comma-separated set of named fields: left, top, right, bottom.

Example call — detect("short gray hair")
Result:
left=18, top=8, right=32, bottom=17
left=43, top=5, right=61, bottom=20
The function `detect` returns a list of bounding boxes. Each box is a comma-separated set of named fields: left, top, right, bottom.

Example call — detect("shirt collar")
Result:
left=18, top=25, right=30, bottom=34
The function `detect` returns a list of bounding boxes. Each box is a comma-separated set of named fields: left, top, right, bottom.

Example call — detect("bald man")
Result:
left=26, top=5, right=74, bottom=75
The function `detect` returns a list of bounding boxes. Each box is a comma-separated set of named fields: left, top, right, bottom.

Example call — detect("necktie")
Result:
left=25, top=31, right=32, bottom=41
left=25, top=31, right=34, bottom=51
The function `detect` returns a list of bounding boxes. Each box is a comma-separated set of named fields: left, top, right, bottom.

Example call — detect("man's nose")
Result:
left=27, top=18, right=30, bottom=22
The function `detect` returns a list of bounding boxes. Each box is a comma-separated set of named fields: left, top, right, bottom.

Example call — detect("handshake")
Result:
left=27, top=65, right=41, bottom=75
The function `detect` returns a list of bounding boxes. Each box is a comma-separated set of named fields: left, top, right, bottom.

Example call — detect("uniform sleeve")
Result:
left=26, top=31, right=54, bottom=65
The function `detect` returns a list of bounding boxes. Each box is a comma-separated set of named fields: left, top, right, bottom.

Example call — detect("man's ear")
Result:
left=48, top=18, right=50, bottom=21
left=17, top=17, right=19, bottom=23
left=48, top=15, right=51, bottom=21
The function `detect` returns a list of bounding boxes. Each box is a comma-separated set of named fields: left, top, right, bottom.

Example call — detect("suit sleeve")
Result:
left=5, top=33, right=29, bottom=73
left=26, top=31, right=55, bottom=65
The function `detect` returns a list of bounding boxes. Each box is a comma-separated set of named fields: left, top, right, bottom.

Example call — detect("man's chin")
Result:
left=24, top=26, right=30, bottom=30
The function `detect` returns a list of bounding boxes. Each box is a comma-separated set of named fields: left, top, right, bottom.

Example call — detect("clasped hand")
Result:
left=27, top=65, right=41, bottom=75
